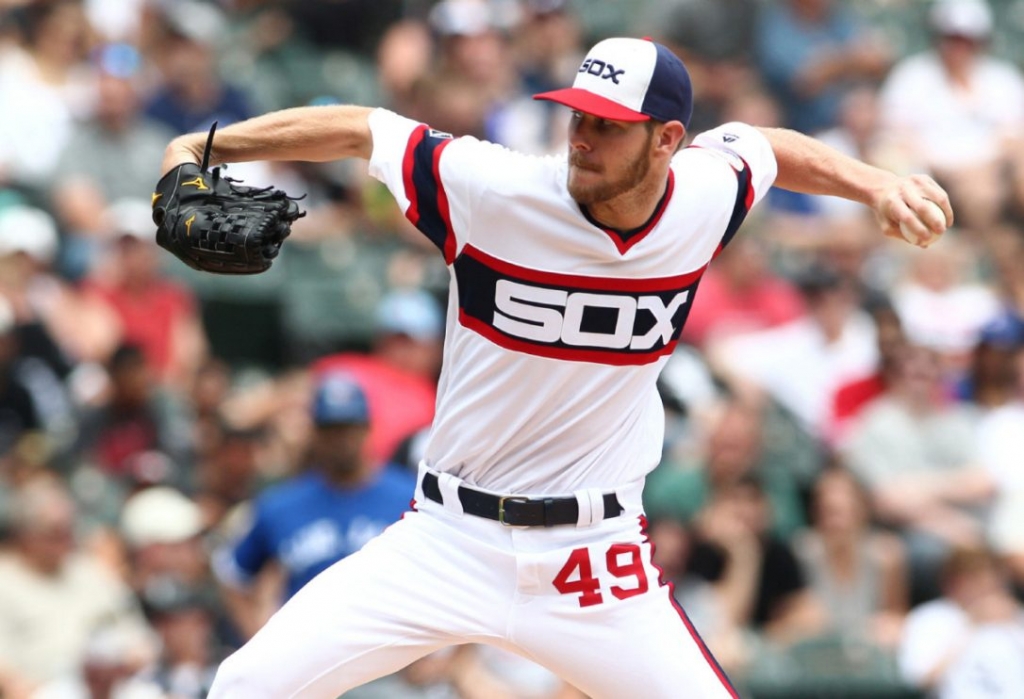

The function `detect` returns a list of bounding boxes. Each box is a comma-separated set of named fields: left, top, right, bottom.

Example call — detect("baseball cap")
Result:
left=120, top=487, right=204, bottom=548
left=977, top=314, right=1024, bottom=348
left=375, top=289, right=445, bottom=341
left=104, top=198, right=155, bottom=242
left=312, top=372, right=370, bottom=426
left=533, top=37, right=693, bottom=127
left=429, top=0, right=504, bottom=37
left=0, top=205, right=59, bottom=264
left=930, top=0, right=993, bottom=39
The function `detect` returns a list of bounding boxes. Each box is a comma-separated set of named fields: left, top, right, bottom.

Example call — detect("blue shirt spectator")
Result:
left=757, top=0, right=890, bottom=134
left=213, top=372, right=415, bottom=640
left=220, top=466, right=414, bottom=599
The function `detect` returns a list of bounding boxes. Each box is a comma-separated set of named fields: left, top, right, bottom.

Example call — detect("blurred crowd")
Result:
left=1, top=0, right=1024, bottom=697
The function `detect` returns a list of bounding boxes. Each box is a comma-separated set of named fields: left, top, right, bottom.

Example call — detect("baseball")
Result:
left=900, top=199, right=946, bottom=248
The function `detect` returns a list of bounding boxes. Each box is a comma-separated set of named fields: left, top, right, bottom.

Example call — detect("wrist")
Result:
left=161, top=136, right=204, bottom=176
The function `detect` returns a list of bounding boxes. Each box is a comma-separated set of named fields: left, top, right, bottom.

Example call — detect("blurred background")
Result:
left=1, top=0, right=1024, bottom=697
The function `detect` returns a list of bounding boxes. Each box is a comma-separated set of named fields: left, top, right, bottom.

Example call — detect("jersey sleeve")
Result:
left=368, top=108, right=519, bottom=265
left=211, top=502, right=271, bottom=589
left=686, top=122, right=777, bottom=252
left=690, top=122, right=776, bottom=206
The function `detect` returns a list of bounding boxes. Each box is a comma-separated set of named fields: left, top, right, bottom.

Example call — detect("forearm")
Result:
left=756, top=126, right=898, bottom=206
left=161, top=105, right=375, bottom=175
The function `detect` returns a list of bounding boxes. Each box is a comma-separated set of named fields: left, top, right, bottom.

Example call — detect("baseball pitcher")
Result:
left=155, top=37, right=951, bottom=699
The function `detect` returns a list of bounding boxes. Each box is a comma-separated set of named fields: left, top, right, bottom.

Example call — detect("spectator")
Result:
left=212, top=372, right=415, bottom=640
left=712, top=265, right=878, bottom=440
left=0, top=0, right=94, bottom=191
left=891, top=234, right=1001, bottom=370
left=794, top=466, right=908, bottom=648
left=879, top=0, right=1024, bottom=232
left=969, top=333, right=1024, bottom=590
left=75, top=343, right=192, bottom=481
left=313, top=289, right=443, bottom=467
left=648, top=517, right=746, bottom=674
left=33, top=619, right=164, bottom=699
left=644, top=396, right=805, bottom=538
left=0, top=476, right=148, bottom=690
left=0, top=294, right=46, bottom=458
left=898, top=546, right=1024, bottom=697
left=192, top=420, right=267, bottom=530
left=144, top=2, right=253, bottom=135
left=841, top=342, right=995, bottom=602
left=51, top=44, right=174, bottom=275
left=120, top=486, right=209, bottom=595
left=688, top=475, right=826, bottom=647
left=648, top=0, right=761, bottom=136
left=952, top=312, right=1024, bottom=409
left=138, top=580, right=224, bottom=699
left=500, top=0, right=585, bottom=155
left=939, top=613, right=1024, bottom=698
left=0, top=205, right=120, bottom=376
left=756, top=0, right=891, bottom=134
left=680, top=234, right=806, bottom=350
left=829, top=295, right=906, bottom=445
left=81, top=198, right=208, bottom=387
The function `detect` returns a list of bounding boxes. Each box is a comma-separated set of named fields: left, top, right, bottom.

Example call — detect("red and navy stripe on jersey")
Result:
left=717, top=157, right=755, bottom=255
left=402, top=124, right=457, bottom=263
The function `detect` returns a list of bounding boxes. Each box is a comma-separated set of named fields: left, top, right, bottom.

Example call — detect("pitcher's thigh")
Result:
left=524, top=586, right=739, bottom=699
left=208, top=520, right=457, bottom=699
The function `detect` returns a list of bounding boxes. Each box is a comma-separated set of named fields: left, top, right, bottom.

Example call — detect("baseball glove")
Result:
left=151, top=122, right=305, bottom=275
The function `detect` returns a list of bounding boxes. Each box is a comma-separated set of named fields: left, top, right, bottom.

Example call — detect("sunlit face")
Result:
left=566, top=111, right=655, bottom=206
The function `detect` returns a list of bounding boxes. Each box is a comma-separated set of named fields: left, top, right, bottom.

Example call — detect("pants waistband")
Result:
left=418, top=470, right=625, bottom=528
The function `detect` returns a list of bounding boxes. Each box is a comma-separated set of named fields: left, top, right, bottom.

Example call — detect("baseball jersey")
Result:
left=214, top=467, right=416, bottom=599
left=368, top=109, right=776, bottom=494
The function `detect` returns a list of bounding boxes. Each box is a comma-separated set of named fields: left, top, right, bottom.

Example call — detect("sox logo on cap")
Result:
left=534, top=37, right=694, bottom=127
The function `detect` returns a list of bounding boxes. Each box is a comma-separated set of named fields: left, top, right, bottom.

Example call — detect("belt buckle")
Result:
left=497, top=495, right=531, bottom=526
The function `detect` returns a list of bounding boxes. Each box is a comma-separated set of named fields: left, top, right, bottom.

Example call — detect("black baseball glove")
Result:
left=151, top=123, right=305, bottom=275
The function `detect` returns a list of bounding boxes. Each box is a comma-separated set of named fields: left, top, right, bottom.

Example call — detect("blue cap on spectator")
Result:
left=978, top=314, right=1024, bottom=349
left=375, top=289, right=445, bottom=341
left=312, top=373, right=369, bottom=426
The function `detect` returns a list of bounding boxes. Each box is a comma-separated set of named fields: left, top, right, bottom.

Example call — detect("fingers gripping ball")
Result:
left=900, top=199, right=946, bottom=249
left=152, top=123, right=305, bottom=275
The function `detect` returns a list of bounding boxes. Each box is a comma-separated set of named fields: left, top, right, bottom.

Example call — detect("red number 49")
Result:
left=552, top=543, right=649, bottom=608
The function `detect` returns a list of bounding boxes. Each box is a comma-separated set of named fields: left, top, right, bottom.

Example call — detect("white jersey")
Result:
left=368, top=109, right=776, bottom=494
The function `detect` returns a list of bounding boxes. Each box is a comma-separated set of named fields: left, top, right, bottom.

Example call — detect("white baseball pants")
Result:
left=208, top=468, right=738, bottom=698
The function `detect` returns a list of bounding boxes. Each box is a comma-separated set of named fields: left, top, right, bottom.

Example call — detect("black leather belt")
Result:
left=421, top=472, right=624, bottom=527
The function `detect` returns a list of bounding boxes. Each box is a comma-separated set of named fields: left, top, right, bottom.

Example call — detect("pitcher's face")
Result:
left=566, top=111, right=654, bottom=206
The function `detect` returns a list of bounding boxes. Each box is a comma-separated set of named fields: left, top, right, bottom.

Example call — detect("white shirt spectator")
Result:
left=715, top=312, right=878, bottom=436
left=975, top=403, right=1024, bottom=556
left=938, top=616, right=1024, bottom=698
left=898, top=598, right=970, bottom=689
left=879, top=51, right=1024, bottom=171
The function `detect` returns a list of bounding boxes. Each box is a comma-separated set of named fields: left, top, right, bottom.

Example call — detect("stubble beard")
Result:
left=567, top=134, right=653, bottom=206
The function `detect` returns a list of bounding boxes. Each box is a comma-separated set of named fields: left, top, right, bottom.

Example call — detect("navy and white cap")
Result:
left=534, top=37, right=693, bottom=128
left=312, top=372, right=370, bottom=426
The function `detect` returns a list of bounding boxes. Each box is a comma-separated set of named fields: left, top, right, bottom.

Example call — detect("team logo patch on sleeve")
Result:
left=454, top=245, right=706, bottom=365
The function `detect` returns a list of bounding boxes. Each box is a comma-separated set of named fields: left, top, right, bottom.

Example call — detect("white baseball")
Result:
left=900, top=200, right=946, bottom=248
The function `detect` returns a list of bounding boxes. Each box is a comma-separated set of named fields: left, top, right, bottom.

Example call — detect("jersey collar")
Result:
left=579, top=171, right=675, bottom=256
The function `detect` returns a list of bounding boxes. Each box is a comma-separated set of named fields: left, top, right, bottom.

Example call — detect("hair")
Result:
left=108, top=342, right=146, bottom=372
left=15, top=0, right=80, bottom=46
left=940, top=545, right=1000, bottom=587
